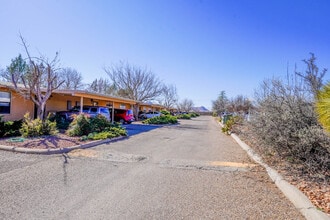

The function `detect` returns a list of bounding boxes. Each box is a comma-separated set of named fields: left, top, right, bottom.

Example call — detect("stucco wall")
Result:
left=0, top=89, right=34, bottom=121
left=46, top=94, right=81, bottom=114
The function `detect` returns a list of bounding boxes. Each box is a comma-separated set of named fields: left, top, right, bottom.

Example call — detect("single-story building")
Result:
left=0, top=81, right=175, bottom=122
left=138, top=102, right=164, bottom=113
left=0, top=81, right=136, bottom=122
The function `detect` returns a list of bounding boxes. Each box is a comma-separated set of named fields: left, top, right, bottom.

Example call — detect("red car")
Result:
left=112, top=109, right=134, bottom=124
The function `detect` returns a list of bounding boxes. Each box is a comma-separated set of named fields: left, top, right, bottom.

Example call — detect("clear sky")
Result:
left=1, top=0, right=330, bottom=109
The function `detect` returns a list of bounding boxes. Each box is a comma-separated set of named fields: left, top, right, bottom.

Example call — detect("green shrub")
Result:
left=20, top=113, right=58, bottom=137
left=177, top=114, right=191, bottom=120
left=190, top=112, right=200, bottom=117
left=142, top=115, right=178, bottom=124
left=51, top=114, right=70, bottom=130
left=222, top=116, right=242, bottom=135
left=90, top=114, right=111, bottom=132
left=160, top=110, right=170, bottom=115
left=0, top=116, right=22, bottom=137
left=89, top=131, right=116, bottom=140
left=85, top=125, right=127, bottom=140
left=105, top=125, right=128, bottom=136
left=66, top=114, right=92, bottom=136
left=67, top=114, right=127, bottom=139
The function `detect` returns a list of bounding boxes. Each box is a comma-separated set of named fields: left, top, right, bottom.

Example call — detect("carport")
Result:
left=47, top=90, right=136, bottom=122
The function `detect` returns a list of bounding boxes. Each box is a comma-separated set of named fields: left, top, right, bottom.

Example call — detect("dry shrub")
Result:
left=251, top=76, right=330, bottom=180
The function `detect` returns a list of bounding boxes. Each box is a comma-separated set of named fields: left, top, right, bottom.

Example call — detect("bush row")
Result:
left=0, top=113, right=127, bottom=140
left=142, top=112, right=200, bottom=124
left=66, top=114, right=127, bottom=139
left=142, top=115, right=178, bottom=124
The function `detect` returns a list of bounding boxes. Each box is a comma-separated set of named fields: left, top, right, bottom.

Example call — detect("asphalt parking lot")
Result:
left=0, top=116, right=304, bottom=219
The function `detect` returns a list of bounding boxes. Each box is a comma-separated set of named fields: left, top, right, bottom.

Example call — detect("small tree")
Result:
left=212, top=91, right=228, bottom=115
left=8, top=35, right=64, bottom=120
left=6, top=54, right=27, bottom=83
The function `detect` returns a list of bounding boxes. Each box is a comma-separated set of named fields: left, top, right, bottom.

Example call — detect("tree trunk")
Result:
left=37, top=102, right=46, bottom=120
left=133, top=104, right=140, bottom=121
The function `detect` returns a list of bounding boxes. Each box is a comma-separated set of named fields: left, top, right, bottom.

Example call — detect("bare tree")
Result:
left=0, top=69, right=8, bottom=81
left=227, top=95, right=253, bottom=114
left=177, top=98, right=194, bottom=112
left=87, top=77, right=117, bottom=95
left=0, top=66, right=10, bottom=81
left=104, top=61, right=163, bottom=117
left=295, top=53, right=327, bottom=99
left=160, top=84, right=178, bottom=109
left=8, top=35, right=64, bottom=120
left=58, top=67, right=84, bottom=90
left=0, top=67, right=3, bottom=80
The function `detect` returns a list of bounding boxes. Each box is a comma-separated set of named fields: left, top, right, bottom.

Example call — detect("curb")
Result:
left=217, top=120, right=329, bottom=220
left=0, top=136, right=128, bottom=155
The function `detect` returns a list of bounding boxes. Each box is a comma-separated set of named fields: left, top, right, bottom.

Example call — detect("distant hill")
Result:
left=192, top=106, right=210, bottom=112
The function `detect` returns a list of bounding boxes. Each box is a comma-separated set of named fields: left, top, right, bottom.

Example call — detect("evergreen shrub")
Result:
left=20, top=113, right=58, bottom=137
left=142, top=115, right=178, bottom=124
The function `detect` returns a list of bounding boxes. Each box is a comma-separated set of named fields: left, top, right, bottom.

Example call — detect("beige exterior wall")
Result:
left=139, top=104, right=162, bottom=112
left=45, top=94, right=81, bottom=114
left=0, top=88, right=34, bottom=121
left=46, top=95, right=134, bottom=113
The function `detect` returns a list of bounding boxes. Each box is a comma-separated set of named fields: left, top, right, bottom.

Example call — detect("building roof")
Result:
left=0, top=81, right=136, bottom=104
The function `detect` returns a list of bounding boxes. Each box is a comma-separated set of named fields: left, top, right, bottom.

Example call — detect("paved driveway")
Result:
left=0, top=116, right=304, bottom=219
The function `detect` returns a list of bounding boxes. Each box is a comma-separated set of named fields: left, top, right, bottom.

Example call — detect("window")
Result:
left=0, top=91, right=11, bottom=114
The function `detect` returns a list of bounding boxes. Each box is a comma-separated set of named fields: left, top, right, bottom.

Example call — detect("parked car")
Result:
left=139, top=111, right=161, bottom=119
left=112, top=109, right=134, bottom=124
left=57, top=106, right=111, bottom=121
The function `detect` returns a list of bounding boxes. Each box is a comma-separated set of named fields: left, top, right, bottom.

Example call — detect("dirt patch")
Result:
left=0, top=133, right=94, bottom=149
left=68, top=149, right=99, bottom=158
left=234, top=122, right=330, bottom=215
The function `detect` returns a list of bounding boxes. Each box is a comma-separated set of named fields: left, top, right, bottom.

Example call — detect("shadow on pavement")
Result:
left=123, top=123, right=165, bottom=136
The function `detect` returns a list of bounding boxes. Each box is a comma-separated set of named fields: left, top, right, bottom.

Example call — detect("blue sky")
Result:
left=1, top=0, right=330, bottom=109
